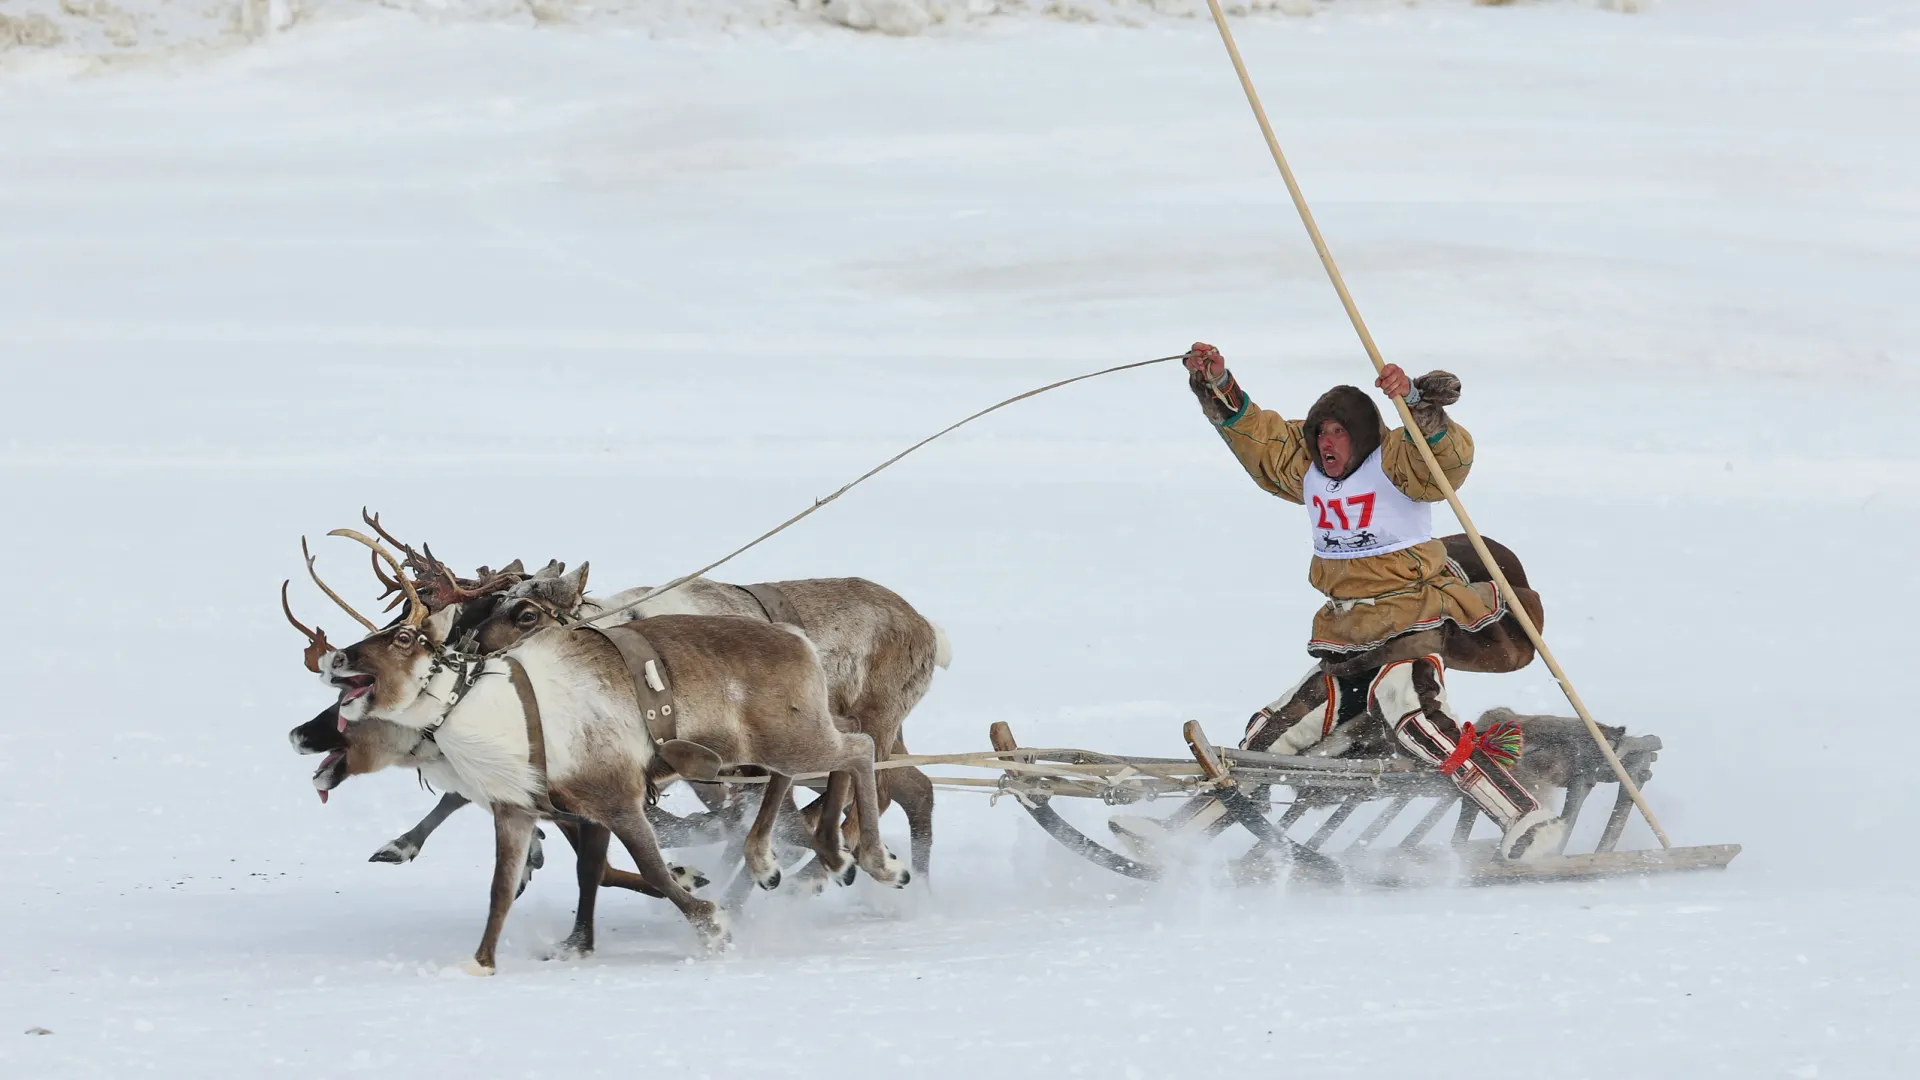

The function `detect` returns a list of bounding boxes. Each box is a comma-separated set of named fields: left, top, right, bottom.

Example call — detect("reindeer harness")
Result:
left=736, top=582, right=800, bottom=626
left=574, top=622, right=677, bottom=746
left=407, top=584, right=801, bottom=820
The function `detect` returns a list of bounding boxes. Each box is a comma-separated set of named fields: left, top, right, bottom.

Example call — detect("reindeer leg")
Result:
left=605, top=804, right=729, bottom=953
left=467, top=806, right=537, bottom=976
left=370, top=791, right=469, bottom=864
left=885, top=765, right=936, bottom=882
left=553, top=821, right=609, bottom=959
left=646, top=804, right=729, bottom=848
left=840, top=735, right=909, bottom=888
left=811, top=772, right=856, bottom=885
left=744, top=773, right=795, bottom=890
left=841, top=775, right=891, bottom=853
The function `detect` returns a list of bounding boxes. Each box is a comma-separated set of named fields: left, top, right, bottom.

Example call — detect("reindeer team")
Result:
left=284, top=512, right=948, bottom=973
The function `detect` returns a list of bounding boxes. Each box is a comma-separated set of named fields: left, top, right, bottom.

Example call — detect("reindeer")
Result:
left=308, top=509, right=948, bottom=884
left=297, top=529, right=908, bottom=973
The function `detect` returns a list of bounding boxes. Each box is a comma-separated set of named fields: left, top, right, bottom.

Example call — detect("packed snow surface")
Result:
left=3, top=1, right=1918, bottom=1076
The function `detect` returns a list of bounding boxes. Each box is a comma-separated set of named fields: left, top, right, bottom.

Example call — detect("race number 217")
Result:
left=1312, top=492, right=1376, bottom=530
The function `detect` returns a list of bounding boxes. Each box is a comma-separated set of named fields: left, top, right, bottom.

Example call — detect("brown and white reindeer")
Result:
left=305, top=530, right=909, bottom=973
left=306, top=509, right=949, bottom=883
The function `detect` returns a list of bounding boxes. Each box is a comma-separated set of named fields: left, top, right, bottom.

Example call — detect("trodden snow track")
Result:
left=4, top=2, right=1920, bottom=1077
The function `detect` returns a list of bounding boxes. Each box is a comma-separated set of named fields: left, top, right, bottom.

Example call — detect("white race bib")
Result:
left=1302, top=447, right=1432, bottom=559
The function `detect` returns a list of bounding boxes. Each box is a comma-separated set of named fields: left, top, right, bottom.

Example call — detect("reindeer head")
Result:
left=288, top=702, right=355, bottom=803
left=466, top=562, right=591, bottom=653
left=324, top=603, right=462, bottom=724
left=280, top=524, right=452, bottom=724
left=282, top=513, right=533, bottom=726
left=289, top=703, right=439, bottom=803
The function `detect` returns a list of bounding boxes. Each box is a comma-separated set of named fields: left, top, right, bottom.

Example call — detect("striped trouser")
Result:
left=1243, top=655, right=1539, bottom=830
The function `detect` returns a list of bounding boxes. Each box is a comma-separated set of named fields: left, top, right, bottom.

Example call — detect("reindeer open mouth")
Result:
left=331, top=672, right=375, bottom=708
left=312, top=749, right=349, bottom=803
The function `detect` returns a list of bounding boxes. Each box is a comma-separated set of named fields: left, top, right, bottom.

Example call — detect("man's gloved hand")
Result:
left=1412, top=370, right=1461, bottom=406
left=1183, top=342, right=1244, bottom=425
left=1183, top=342, right=1226, bottom=382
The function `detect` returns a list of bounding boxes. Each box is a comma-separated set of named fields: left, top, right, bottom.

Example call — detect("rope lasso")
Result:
left=577, top=354, right=1183, bottom=627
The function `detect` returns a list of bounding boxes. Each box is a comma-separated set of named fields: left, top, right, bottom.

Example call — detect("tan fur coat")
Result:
left=1208, top=389, right=1505, bottom=659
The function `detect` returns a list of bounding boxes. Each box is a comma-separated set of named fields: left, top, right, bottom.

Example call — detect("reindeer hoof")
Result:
left=369, top=840, right=417, bottom=864
left=461, top=960, right=497, bottom=977
left=833, top=860, right=857, bottom=888
left=528, top=836, right=546, bottom=871
left=545, top=938, right=593, bottom=962
left=860, top=848, right=911, bottom=889
left=671, top=865, right=711, bottom=891
left=756, top=868, right=782, bottom=892
left=693, top=909, right=732, bottom=955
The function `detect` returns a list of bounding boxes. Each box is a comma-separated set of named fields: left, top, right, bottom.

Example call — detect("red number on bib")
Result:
left=1314, top=492, right=1377, bottom=532
left=1349, top=491, right=1375, bottom=527
left=1313, top=496, right=1333, bottom=529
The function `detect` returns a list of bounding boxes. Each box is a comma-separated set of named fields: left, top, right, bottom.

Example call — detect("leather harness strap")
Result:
left=739, top=582, right=801, bottom=627
left=573, top=622, right=676, bottom=746
left=502, top=655, right=591, bottom=826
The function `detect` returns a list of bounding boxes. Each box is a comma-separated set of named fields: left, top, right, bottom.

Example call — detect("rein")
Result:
left=577, top=354, right=1182, bottom=626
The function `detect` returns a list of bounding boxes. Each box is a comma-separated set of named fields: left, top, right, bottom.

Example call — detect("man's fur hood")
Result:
left=1303, top=385, right=1383, bottom=479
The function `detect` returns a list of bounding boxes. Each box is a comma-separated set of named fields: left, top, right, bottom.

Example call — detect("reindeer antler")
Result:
left=280, top=580, right=335, bottom=674
left=413, top=542, right=524, bottom=610
left=302, top=536, right=377, bottom=632
left=361, top=507, right=420, bottom=559
left=351, top=511, right=529, bottom=618
left=370, top=550, right=410, bottom=612
left=329, top=528, right=429, bottom=628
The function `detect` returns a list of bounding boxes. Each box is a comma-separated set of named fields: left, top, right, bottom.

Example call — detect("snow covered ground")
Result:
left=4, top=1, right=1919, bottom=1075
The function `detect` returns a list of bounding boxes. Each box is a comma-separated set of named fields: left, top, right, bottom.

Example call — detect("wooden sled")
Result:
left=971, top=719, right=1740, bottom=888
left=741, top=714, right=1738, bottom=891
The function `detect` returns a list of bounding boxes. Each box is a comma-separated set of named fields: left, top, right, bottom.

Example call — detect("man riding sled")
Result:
left=1182, top=342, right=1565, bottom=861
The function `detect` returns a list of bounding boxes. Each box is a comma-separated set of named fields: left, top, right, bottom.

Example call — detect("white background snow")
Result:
left=3, top=0, right=1917, bottom=1075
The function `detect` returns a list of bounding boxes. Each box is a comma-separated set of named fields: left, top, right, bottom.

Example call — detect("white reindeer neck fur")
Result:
left=383, top=628, right=653, bottom=811
left=425, top=663, right=542, bottom=810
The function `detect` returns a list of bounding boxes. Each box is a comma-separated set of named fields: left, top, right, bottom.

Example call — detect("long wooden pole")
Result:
left=1197, top=1, right=1672, bottom=849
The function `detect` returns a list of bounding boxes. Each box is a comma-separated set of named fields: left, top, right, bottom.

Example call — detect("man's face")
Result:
left=1317, top=421, right=1353, bottom=479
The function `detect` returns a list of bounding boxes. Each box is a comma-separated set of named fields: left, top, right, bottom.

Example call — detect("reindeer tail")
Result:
left=931, top=621, right=953, bottom=671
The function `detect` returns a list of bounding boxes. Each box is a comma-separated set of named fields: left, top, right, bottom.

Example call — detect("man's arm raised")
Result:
left=1379, top=368, right=1473, bottom=501
left=1183, top=342, right=1311, bottom=504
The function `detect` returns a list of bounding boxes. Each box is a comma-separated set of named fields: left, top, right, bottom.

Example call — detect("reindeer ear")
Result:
left=534, top=560, right=564, bottom=580
left=499, top=559, right=525, bottom=576
left=555, top=563, right=589, bottom=608
left=425, top=605, right=458, bottom=644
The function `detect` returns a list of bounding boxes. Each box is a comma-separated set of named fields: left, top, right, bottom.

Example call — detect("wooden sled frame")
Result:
left=970, top=720, right=1740, bottom=887
left=737, top=717, right=1739, bottom=889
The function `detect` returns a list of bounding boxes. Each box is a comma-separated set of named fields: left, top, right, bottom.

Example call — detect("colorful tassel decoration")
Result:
left=1479, top=719, right=1524, bottom=769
